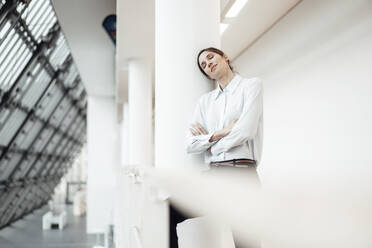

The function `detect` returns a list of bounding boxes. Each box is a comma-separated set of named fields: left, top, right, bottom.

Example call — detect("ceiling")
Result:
left=52, top=0, right=301, bottom=99
left=116, top=0, right=155, bottom=70
left=221, top=0, right=301, bottom=60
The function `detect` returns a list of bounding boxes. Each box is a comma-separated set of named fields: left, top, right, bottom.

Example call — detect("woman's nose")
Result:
left=208, top=62, right=213, bottom=68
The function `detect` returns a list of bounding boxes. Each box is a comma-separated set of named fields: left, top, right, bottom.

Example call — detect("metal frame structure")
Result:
left=0, top=0, right=87, bottom=229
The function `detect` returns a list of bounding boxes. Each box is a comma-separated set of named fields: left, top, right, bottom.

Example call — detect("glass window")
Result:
left=0, top=0, right=87, bottom=227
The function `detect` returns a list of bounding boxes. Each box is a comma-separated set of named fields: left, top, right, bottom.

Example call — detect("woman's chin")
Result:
left=211, top=72, right=222, bottom=80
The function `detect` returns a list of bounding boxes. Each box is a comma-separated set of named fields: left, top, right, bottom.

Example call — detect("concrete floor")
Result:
left=0, top=206, right=103, bottom=248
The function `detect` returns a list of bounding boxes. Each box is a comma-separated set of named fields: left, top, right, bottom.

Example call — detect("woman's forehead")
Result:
left=199, top=51, right=217, bottom=62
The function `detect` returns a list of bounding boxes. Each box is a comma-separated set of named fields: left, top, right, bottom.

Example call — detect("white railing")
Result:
left=121, top=165, right=372, bottom=247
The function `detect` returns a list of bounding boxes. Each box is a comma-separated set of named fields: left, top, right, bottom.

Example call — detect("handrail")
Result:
left=123, top=165, right=261, bottom=246
left=123, top=164, right=143, bottom=184
left=122, top=165, right=372, bottom=247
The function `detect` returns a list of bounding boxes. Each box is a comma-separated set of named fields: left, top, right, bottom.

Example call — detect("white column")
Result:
left=120, top=60, right=154, bottom=248
left=120, top=102, right=129, bottom=166
left=128, top=58, right=153, bottom=165
left=155, top=0, right=220, bottom=169
left=87, top=96, right=119, bottom=234
left=153, top=1, right=220, bottom=248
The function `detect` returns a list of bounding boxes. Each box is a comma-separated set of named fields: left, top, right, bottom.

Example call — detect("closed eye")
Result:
left=201, top=61, right=206, bottom=69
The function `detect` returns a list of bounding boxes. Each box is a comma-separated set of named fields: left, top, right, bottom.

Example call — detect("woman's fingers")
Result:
left=195, top=123, right=207, bottom=135
left=192, top=124, right=203, bottom=135
left=189, top=128, right=198, bottom=136
left=191, top=124, right=200, bottom=135
left=190, top=123, right=208, bottom=136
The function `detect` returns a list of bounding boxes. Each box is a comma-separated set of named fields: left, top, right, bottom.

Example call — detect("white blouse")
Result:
left=186, top=74, right=263, bottom=165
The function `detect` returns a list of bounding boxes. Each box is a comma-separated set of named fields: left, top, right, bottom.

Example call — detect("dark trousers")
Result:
left=169, top=204, right=189, bottom=248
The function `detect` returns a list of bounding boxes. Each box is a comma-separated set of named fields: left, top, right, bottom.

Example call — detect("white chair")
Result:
left=42, top=210, right=67, bottom=230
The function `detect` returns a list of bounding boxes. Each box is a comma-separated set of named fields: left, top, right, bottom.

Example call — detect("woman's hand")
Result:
left=189, top=122, right=208, bottom=136
left=209, top=119, right=238, bottom=142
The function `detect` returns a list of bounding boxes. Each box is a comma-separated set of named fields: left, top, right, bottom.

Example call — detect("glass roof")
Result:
left=0, top=0, right=87, bottom=229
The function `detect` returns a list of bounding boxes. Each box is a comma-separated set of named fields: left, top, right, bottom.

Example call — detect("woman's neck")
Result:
left=217, top=70, right=235, bottom=90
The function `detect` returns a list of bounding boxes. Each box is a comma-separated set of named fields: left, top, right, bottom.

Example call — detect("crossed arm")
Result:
left=188, top=120, right=237, bottom=152
left=186, top=78, right=262, bottom=155
left=185, top=98, right=226, bottom=154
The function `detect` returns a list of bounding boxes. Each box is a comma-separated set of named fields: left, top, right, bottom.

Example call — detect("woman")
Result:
left=177, top=47, right=263, bottom=248
left=187, top=47, right=263, bottom=175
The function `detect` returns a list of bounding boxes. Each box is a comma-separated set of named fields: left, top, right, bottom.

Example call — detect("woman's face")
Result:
left=198, top=51, right=230, bottom=80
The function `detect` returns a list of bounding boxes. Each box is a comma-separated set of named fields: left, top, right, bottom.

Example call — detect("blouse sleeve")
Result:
left=211, top=78, right=263, bottom=156
left=186, top=98, right=216, bottom=154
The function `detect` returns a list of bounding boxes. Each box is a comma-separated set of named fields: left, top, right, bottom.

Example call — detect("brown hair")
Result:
left=197, top=47, right=233, bottom=79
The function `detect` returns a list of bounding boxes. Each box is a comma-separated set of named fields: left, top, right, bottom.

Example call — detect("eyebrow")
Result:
left=200, top=53, right=213, bottom=68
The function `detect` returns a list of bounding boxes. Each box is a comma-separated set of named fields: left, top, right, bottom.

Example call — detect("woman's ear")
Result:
left=223, top=54, right=229, bottom=63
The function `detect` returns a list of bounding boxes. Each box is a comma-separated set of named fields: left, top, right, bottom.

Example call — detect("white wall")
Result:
left=52, top=0, right=119, bottom=235
left=52, top=0, right=116, bottom=97
left=87, top=96, right=120, bottom=233
left=234, top=0, right=372, bottom=188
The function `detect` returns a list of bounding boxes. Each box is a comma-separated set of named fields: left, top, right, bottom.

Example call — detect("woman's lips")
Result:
left=211, top=64, right=217, bottom=72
